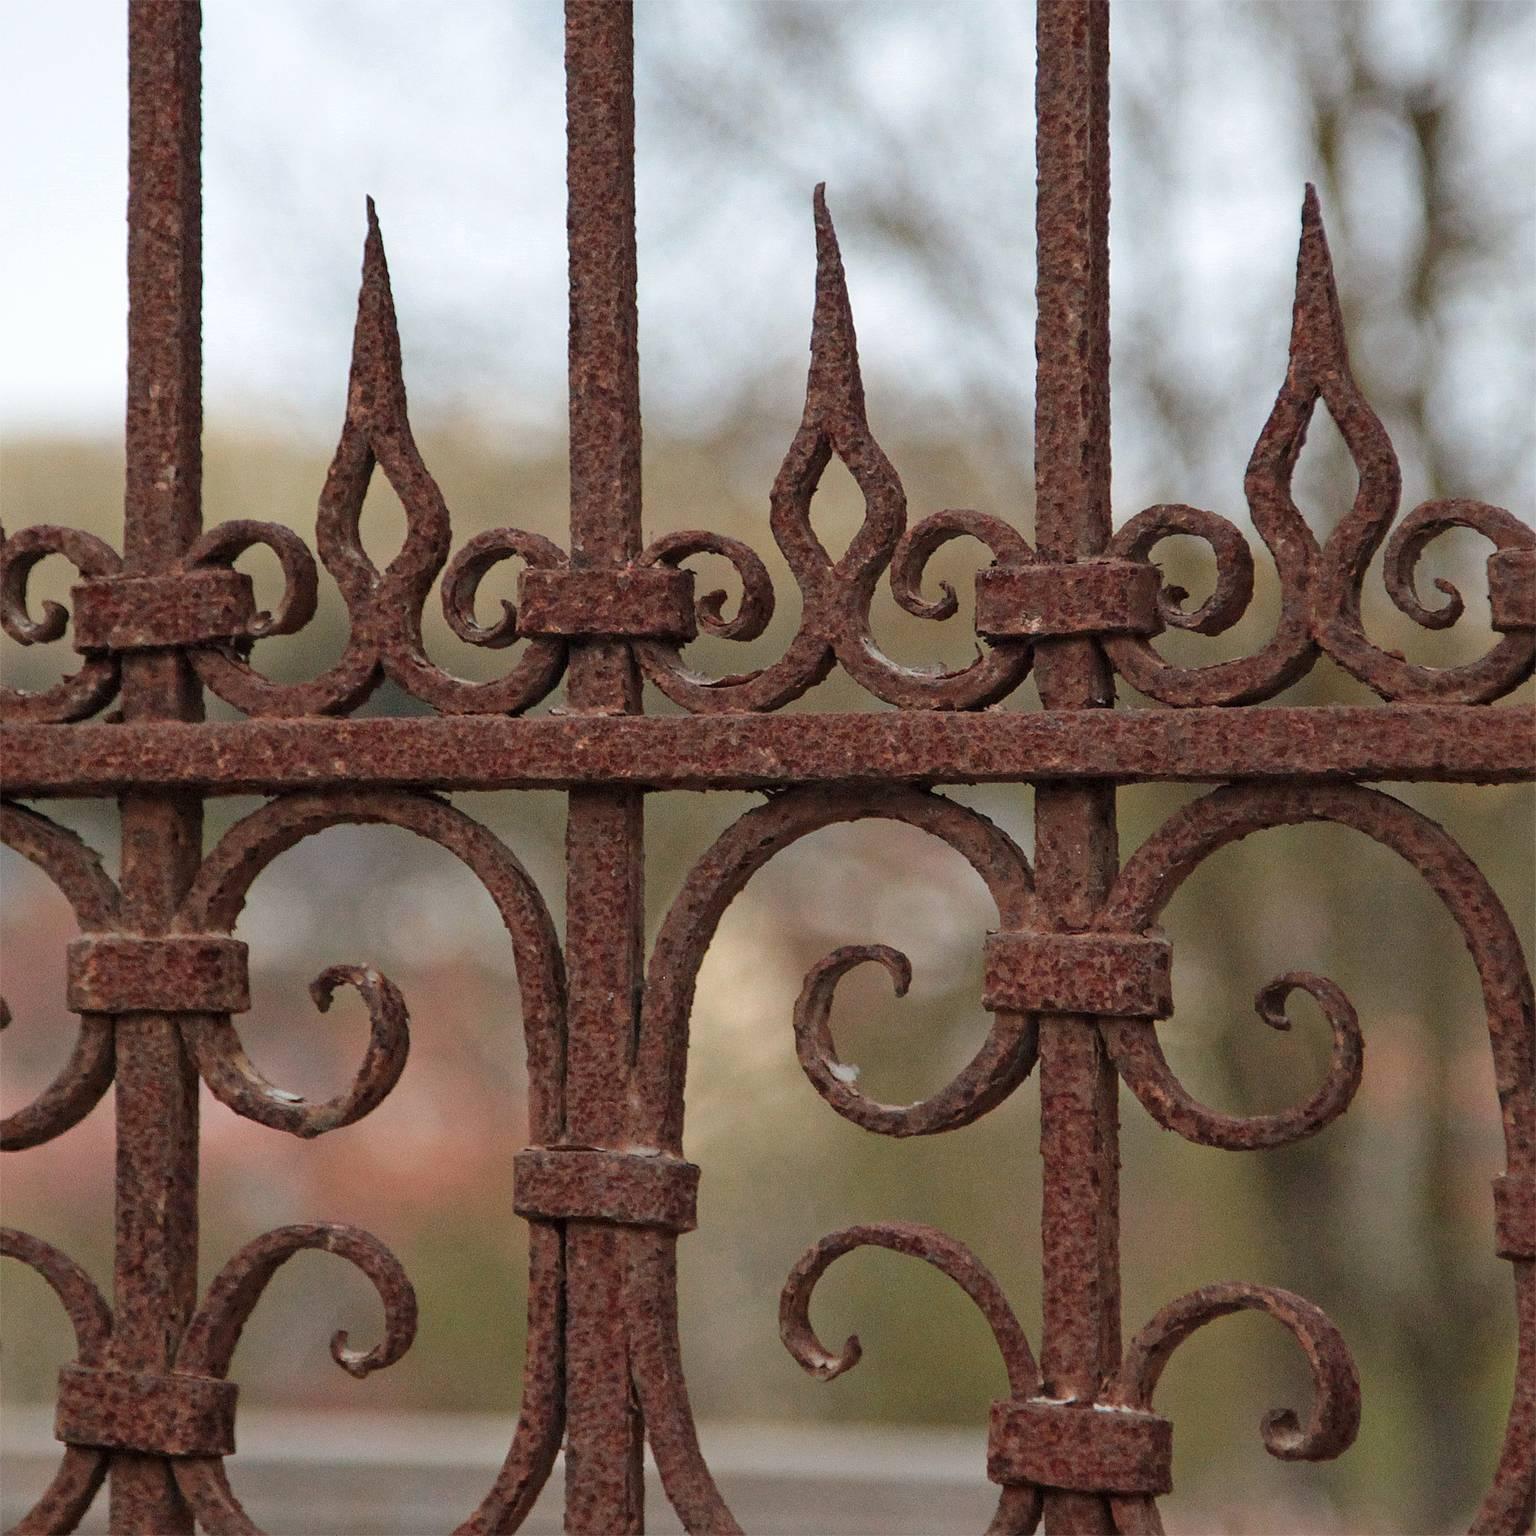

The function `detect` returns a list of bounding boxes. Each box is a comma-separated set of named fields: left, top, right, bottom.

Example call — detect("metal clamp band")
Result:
left=70, top=570, right=256, bottom=653
left=515, top=566, right=697, bottom=640
left=1488, top=549, right=1536, bottom=633
left=513, top=1147, right=700, bottom=1233
left=983, top=931, right=1173, bottom=1019
left=975, top=560, right=1163, bottom=640
left=66, top=936, right=251, bottom=1015
left=987, top=1398, right=1173, bottom=1495
left=54, top=1365, right=238, bottom=1458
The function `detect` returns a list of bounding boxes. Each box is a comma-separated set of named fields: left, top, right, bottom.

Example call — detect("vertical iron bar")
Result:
left=110, top=3, right=204, bottom=1531
left=1032, top=3, right=1121, bottom=1533
left=561, top=2, right=647, bottom=1531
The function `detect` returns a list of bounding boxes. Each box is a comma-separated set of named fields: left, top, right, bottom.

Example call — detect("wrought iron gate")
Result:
left=2, top=1, right=1533, bottom=1531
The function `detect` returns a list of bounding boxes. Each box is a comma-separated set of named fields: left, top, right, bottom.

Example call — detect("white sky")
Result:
left=3, top=2, right=129, bottom=431
left=2, top=0, right=1531, bottom=514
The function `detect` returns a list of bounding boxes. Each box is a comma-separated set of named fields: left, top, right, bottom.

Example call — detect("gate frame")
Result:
left=2, top=2, right=1533, bottom=1532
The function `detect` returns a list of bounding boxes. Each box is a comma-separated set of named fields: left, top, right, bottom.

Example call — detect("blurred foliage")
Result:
left=2, top=423, right=1531, bottom=1533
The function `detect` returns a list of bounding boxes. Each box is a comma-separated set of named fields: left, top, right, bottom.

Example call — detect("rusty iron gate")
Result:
left=2, top=1, right=1533, bottom=1532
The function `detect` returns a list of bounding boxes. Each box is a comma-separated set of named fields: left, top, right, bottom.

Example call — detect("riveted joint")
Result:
left=54, top=1364, right=237, bottom=1458
left=513, top=1146, right=700, bottom=1233
left=66, top=935, right=250, bottom=1016
left=987, top=1398, right=1173, bottom=1495
left=982, top=931, right=1173, bottom=1019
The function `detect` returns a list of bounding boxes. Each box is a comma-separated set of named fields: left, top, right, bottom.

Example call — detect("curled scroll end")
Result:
left=779, top=1234, right=862, bottom=1381
left=179, top=1223, right=418, bottom=1385
left=1259, top=1351, right=1361, bottom=1463
left=1410, top=576, right=1464, bottom=630
left=1108, top=504, right=1255, bottom=637
left=2, top=525, right=123, bottom=646
left=1260, top=1407, right=1309, bottom=1459
left=330, top=1326, right=384, bottom=1380
left=809, top=1333, right=864, bottom=1382
left=810, top=942, right=913, bottom=1001
left=1256, top=970, right=1360, bottom=1034
left=190, top=964, right=410, bottom=1140
left=780, top=1224, right=1038, bottom=1399
left=186, top=519, right=321, bottom=640
left=310, top=964, right=351, bottom=1012
left=26, top=601, right=68, bottom=644
left=310, top=1224, right=418, bottom=1378
left=303, top=963, right=411, bottom=1133
left=785, top=1320, right=865, bottom=1380
left=441, top=527, right=567, bottom=650
left=792, top=945, right=909, bottom=1124
left=5, top=585, right=69, bottom=646
left=794, top=936, right=1037, bottom=1137
left=3, top=527, right=66, bottom=645
left=808, top=183, right=864, bottom=415
left=1383, top=498, right=1536, bottom=634
left=451, top=594, right=517, bottom=648
left=778, top=1230, right=872, bottom=1383
left=906, top=576, right=958, bottom=623
left=697, top=588, right=731, bottom=631
left=892, top=509, right=1036, bottom=624
left=1119, top=1281, right=1361, bottom=1466
left=1388, top=529, right=1465, bottom=630
left=797, top=943, right=912, bottom=1032
left=1254, top=971, right=1363, bottom=1114
left=639, top=530, right=775, bottom=643
left=1255, top=979, right=1297, bottom=1031
left=347, top=195, right=407, bottom=429
left=1104, top=961, right=1363, bottom=1151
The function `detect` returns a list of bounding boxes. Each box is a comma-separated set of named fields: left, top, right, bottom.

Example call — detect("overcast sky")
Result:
left=3, top=0, right=1531, bottom=511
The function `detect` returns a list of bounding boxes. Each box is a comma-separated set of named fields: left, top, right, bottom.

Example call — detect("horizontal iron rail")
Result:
left=2, top=704, right=1529, bottom=798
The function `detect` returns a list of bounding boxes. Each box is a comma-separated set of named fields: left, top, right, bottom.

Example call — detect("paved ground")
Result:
left=4, top=1407, right=1370, bottom=1533
left=3, top=1409, right=1000, bottom=1535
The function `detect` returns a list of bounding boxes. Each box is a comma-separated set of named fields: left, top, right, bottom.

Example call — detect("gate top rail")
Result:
left=1, top=704, right=1531, bottom=799
left=1, top=1, right=1532, bottom=1534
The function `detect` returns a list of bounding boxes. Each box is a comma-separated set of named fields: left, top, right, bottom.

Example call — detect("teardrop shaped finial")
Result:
left=806, top=184, right=866, bottom=420
left=346, top=196, right=408, bottom=429
left=1289, top=183, right=1349, bottom=378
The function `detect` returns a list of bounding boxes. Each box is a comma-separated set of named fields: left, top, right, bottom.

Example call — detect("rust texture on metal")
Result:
left=0, top=0, right=1532, bottom=1532
left=974, top=560, right=1163, bottom=640
left=68, top=571, right=257, bottom=656
left=982, top=932, right=1173, bottom=1021
left=514, top=567, right=699, bottom=641
left=513, top=1150, right=701, bottom=1234
left=986, top=1400, right=1174, bottom=1497
left=7, top=705, right=1532, bottom=799
left=52, top=1368, right=238, bottom=1461
left=64, top=936, right=250, bottom=1016
left=1495, top=1175, right=1536, bottom=1262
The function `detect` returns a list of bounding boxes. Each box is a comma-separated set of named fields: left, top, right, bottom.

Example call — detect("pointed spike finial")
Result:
left=1289, top=182, right=1349, bottom=377
left=347, top=196, right=407, bottom=429
left=806, top=183, right=865, bottom=419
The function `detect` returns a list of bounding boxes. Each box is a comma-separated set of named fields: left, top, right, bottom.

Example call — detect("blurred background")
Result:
left=2, top=1, right=1533, bottom=1531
